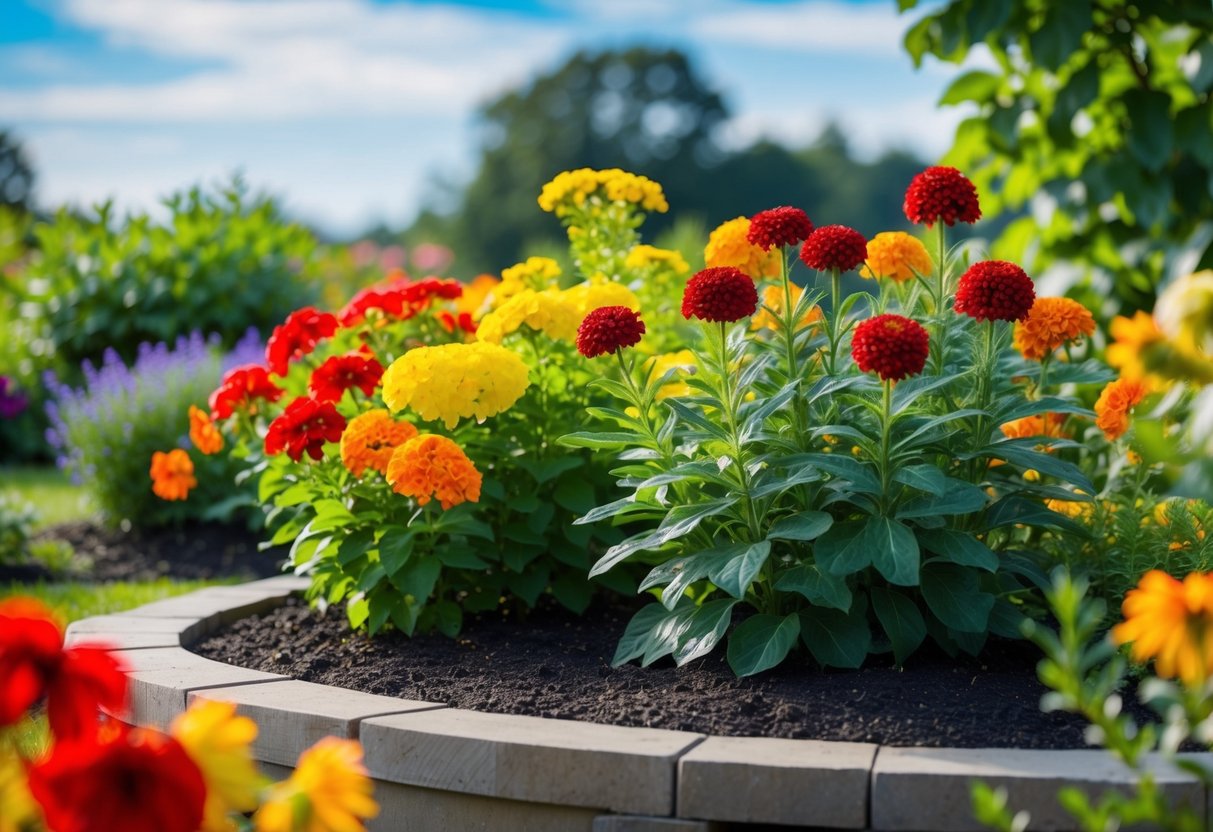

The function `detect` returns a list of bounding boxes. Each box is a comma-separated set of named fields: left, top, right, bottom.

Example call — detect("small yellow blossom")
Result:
left=172, top=700, right=263, bottom=832
left=381, top=342, right=530, bottom=429
left=476, top=289, right=580, bottom=344
left=625, top=245, right=690, bottom=275
left=538, top=168, right=668, bottom=217
left=254, top=738, right=378, bottom=832
left=562, top=281, right=641, bottom=319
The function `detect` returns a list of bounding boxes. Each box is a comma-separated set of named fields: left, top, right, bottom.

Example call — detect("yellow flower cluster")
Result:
left=538, top=168, right=668, bottom=217
left=495, top=257, right=562, bottom=306
left=704, top=217, right=780, bottom=280
left=340, top=409, right=418, bottom=477
left=381, top=342, right=530, bottom=429
left=860, top=232, right=932, bottom=282
left=1013, top=297, right=1096, bottom=361
left=562, top=281, right=641, bottom=318
left=625, top=245, right=690, bottom=275
left=477, top=289, right=580, bottom=344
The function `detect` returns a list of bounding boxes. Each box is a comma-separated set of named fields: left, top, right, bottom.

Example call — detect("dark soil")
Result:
left=193, top=596, right=1157, bottom=748
left=1, top=520, right=285, bottom=583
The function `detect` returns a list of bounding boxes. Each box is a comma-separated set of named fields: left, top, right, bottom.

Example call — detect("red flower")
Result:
left=265, top=307, right=338, bottom=376
left=576, top=306, right=646, bottom=358
left=903, top=166, right=982, bottom=227
left=0, top=598, right=127, bottom=741
left=340, top=276, right=464, bottom=327
left=799, top=225, right=868, bottom=272
left=208, top=365, right=283, bottom=420
left=747, top=206, right=814, bottom=250
left=264, top=396, right=347, bottom=462
left=681, top=267, right=758, bottom=323
left=955, top=260, right=1036, bottom=322
left=308, top=353, right=385, bottom=403
left=29, top=724, right=206, bottom=832
left=851, top=314, right=930, bottom=382
left=437, top=310, right=478, bottom=335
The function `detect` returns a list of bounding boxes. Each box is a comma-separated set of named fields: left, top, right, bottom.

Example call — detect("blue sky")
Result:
left=0, top=0, right=972, bottom=235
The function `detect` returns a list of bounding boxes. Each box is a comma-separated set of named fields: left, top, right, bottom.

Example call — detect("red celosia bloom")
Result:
left=264, top=396, right=347, bottom=462
left=903, top=166, right=982, bottom=227
left=208, top=365, right=283, bottom=420
left=308, top=353, right=385, bottom=403
left=576, top=306, right=646, bottom=358
left=954, top=260, right=1036, bottom=323
left=29, top=724, right=206, bottom=832
left=747, top=206, right=814, bottom=250
left=340, top=276, right=464, bottom=327
left=0, top=598, right=127, bottom=741
left=265, top=307, right=339, bottom=376
left=681, top=267, right=759, bottom=323
left=851, top=314, right=930, bottom=382
left=799, top=225, right=868, bottom=272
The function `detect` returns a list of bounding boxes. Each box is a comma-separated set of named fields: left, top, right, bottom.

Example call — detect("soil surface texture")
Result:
left=2, top=521, right=285, bottom=583
left=194, top=596, right=1154, bottom=748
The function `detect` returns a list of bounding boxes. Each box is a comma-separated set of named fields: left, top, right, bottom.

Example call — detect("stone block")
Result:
left=369, top=779, right=598, bottom=832
left=122, top=586, right=289, bottom=626
left=66, top=614, right=205, bottom=648
left=594, top=816, right=721, bottom=832
left=678, top=736, right=876, bottom=828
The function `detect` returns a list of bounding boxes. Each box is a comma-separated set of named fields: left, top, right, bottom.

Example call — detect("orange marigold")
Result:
left=1000, top=413, right=1068, bottom=440
left=385, top=434, right=481, bottom=510
left=1013, top=297, right=1096, bottom=360
left=340, top=410, right=418, bottom=478
left=750, top=283, right=823, bottom=332
left=188, top=405, right=223, bottom=455
left=859, top=231, right=932, bottom=282
left=1095, top=377, right=1150, bottom=440
left=1106, top=310, right=1166, bottom=382
left=1113, top=570, right=1213, bottom=686
left=704, top=217, right=781, bottom=280
left=150, top=449, right=196, bottom=501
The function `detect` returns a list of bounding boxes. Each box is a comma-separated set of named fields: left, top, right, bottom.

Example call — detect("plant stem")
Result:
left=879, top=379, right=894, bottom=513
left=825, top=268, right=842, bottom=374
left=779, top=248, right=808, bottom=447
left=715, top=321, right=763, bottom=543
left=931, top=223, right=949, bottom=375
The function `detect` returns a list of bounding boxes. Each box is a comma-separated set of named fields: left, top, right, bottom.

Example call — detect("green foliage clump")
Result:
left=0, top=492, right=37, bottom=565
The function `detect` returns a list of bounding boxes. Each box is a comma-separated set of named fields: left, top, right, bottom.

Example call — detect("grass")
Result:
left=1, top=465, right=96, bottom=529
left=2, top=577, right=232, bottom=622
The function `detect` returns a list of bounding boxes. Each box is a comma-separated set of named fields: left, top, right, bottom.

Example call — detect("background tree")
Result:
left=0, top=131, right=35, bottom=214
left=900, top=0, right=1213, bottom=311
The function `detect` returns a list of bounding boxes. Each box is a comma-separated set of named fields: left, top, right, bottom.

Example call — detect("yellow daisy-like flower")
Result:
left=1113, top=570, right=1213, bottom=687
left=340, top=409, right=418, bottom=478
left=0, top=748, right=39, bottom=832
left=644, top=350, right=698, bottom=400
left=171, top=700, right=263, bottom=832
left=562, top=281, right=641, bottom=319
left=1094, top=376, right=1151, bottom=440
left=538, top=168, right=668, bottom=217
left=625, top=245, right=690, bottom=275
left=476, top=289, right=580, bottom=344
left=859, top=231, right=932, bottom=282
left=1106, top=310, right=1166, bottom=382
left=750, top=282, right=822, bottom=332
left=704, top=217, right=780, bottom=280
left=254, top=738, right=378, bottom=832
left=386, top=434, right=482, bottom=510
left=1012, top=297, right=1096, bottom=361
left=381, top=342, right=530, bottom=429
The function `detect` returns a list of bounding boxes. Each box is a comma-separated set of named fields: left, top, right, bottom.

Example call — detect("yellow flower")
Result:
left=538, top=168, right=667, bottom=217
left=750, top=283, right=822, bottom=332
left=381, top=342, right=530, bottom=429
left=340, top=410, right=418, bottom=478
left=1094, top=376, right=1151, bottom=440
left=386, top=434, right=482, bottom=509
left=172, top=700, right=263, bottom=832
left=561, top=281, right=641, bottom=319
left=1013, top=297, right=1096, bottom=361
left=254, top=738, right=378, bottom=832
left=0, top=747, right=39, bottom=832
left=625, top=245, right=690, bottom=275
left=1106, top=310, right=1166, bottom=382
left=476, top=289, right=580, bottom=344
left=1155, top=270, right=1213, bottom=353
left=644, top=350, right=697, bottom=400
left=456, top=274, right=500, bottom=319
left=1045, top=497, right=1094, bottom=520
left=859, top=232, right=932, bottom=282
left=704, top=217, right=780, bottom=280
left=1113, top=570, right=1213, bottom=686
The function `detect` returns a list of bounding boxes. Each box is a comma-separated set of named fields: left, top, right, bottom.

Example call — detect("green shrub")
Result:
left=0, top=492, right=37, bottom=565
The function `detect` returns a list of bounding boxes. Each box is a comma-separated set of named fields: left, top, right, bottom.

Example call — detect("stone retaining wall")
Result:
left=68, top=579, right=1212, bottom=832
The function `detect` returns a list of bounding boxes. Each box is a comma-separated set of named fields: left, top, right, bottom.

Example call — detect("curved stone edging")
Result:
left=67, top=578, right=1213, bottom=832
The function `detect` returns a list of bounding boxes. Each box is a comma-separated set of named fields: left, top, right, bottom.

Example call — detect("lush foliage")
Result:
left=901, top=0, right=1213, bottom=310
left=0, top=596, right=377, bottom=832
left=44, top=331, right=263, bottom=528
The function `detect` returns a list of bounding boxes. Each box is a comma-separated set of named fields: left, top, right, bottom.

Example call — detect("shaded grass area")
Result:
left=2, top=577, right=230, bottom=622
left=0, top=465, right=96, bottom=529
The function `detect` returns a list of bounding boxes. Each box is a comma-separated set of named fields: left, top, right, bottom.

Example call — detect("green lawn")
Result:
left=1, top=465, right=96, bottom=529
left=2, top=577, right=230, bottom=622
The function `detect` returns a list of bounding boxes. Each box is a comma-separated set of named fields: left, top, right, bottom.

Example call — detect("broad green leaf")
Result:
left=558, top=431, right=636, bottom=450
left=1027, top=1, right=1091, bottom=70
left=390, top=555, right=441, bottom=605
left=337, top=528, right=375, bottom=567
left=866, top=516, right=920, bottom=587
left=641, top=545, right=738, bottom=609
left=921, top=564, right=993, bottom=633
left=1124, top=88, right=1174, bottom=172
left=870, top=587, right=927, bottom=665
left=799, top=604, right=871, bottom=669
left=892, top=464, right=948, bottom=496
left=939, top=70, right=1000, bottom=105
left=727, top=613, right=801, bottom=676
left=554, top=474, right=596, bottom=514
left=612, top=604, right=673, bottom=667
left=643, top=604, right=699, bottom=666
left=897, top=480, right=988, bottom=519
left=980, top=439, right=1095, bottom=495
left=673, top=599, right=738, bottom=665
left=787, top=453, right=882, bottom=494
left=767, top=511, right=833, bottom=541
left=775, top=563, right=852, bottom=611
left=710, top=541, right=771, bottom=599
left=516, top=456, right=583, bottom=485
left=551, top=572, right=594, bottom=614
left=983, top=495, right=1089, bottom=537
left=917, top=528, right=999, bottom=572
left=813, top=520, right=871, bottom=577
left=988, top=599, right=1028, bottom=639
left=591, top=497, right=738, bottom=576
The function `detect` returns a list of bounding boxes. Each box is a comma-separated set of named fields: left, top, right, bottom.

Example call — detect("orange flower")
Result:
left=704, top=217, right=781, bottom=280
left=150, top=449, right=196, bottom=501
left=340, top=410, right=418, bottom=478
left=1094, top=377, right=1150, bottom=440
left=1113, top=570, right=1213, bottom=686
left=750, top=283, right=823, bottom=332
left=385, top=435, right=481, bottom=510
left=1000, top=413, right=1068, bottom=440
left=188, top=405, right=223, bottom=455
left=859, top=231, right=932, bottom=282
left=1013, top=297, right=1096, bottom=360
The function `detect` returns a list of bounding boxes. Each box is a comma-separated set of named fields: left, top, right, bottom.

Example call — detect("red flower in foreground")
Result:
left=747, top=206, right=814, bottom=250
left=851, top=314, right=930, bottom=382
left=264, top=396, right=347, bottom=462
left=799, top=225, right=868, bottom=272
left=0, top=598, right=127, bottom=741
left=437, top=310, right=478, bottom=335
left=681, top=267, right=758, bottom=323
left=265, top=307, right=339, bottom=376
left=208, top=365, right=283, bottom=420
left=955, top=260, right=1036, bottom=323
left=340, top=275, right=464, bottom=327
left=576, top=306, right=646, bottom=358
left=308, top=353, right=385, bottom=403
left=903, top=166, right=981, bottom=227
left=29, top=724, right=206, bottom=832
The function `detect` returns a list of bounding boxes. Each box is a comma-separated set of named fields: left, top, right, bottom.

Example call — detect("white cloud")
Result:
left=691, top=0, right=911, bottom=56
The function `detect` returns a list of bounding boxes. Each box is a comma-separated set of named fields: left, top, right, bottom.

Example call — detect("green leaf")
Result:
left=727, top=613, right=801, bottom=677
left=799, top=604, right=871, bottom=669
left=390, top=555, right=441, bottom=606
left=591, top=497, right=738, bottom=576
left=870, top=587, right=927, bottom=665
left=921, top=564, right=994, bottom=633
left=897, top=480, right=988, bottom=519
left=431, top=600, right=463, bottom=638
left=551, top=572, right=594, bottom=614
left=337, top=529, right=375, bottom=567
left=1028, top=1, right=1091, bottom=71
left=673, top=599, right=738, bottom=665
left=917, top=528, right=999, bottom=572
left=378, top=527, right=413, bottom=576
left=516, top=456, right=583, bottom=485
left=983, top=495, right=1089, bottom=537
left=558, top=431, right=636, bottom=450
left=613, top=604, right=674, bottom=666
left=981, top=439, right=1095, bottom=494
left=775, top=564, right=852, bottom=611
left=767, top=511, right=833, bottom=541
left=507, top=564, right=549, bottom=607
left=346, top=596, right=369, bottom=629
left=813, top=520, right=871, bottom=577
left=988, top=599, right=1028, bottom=639
left=939, top=70, right=1000, bottom=105
left=554, top=474, right=596, bottom=514
left=866, top=516, right=920, bottom=587
left=1124, top=89, right=1174, bottom=172
left=892, top=464, right=948, bottom=496
left=710, top=541, right=771, bottom=599
left=787, top=453, right=882, bottom=494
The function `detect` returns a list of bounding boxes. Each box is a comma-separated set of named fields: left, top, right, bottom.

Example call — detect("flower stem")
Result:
left=779, top=248, right=808, bottom=447
left=931, top=223, right=949, bottom=375
left=715, top=321, right=763, bottom=542
left=879, top=378, right=894, bottom=513
left=825, top=268, right=842, bottom=374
